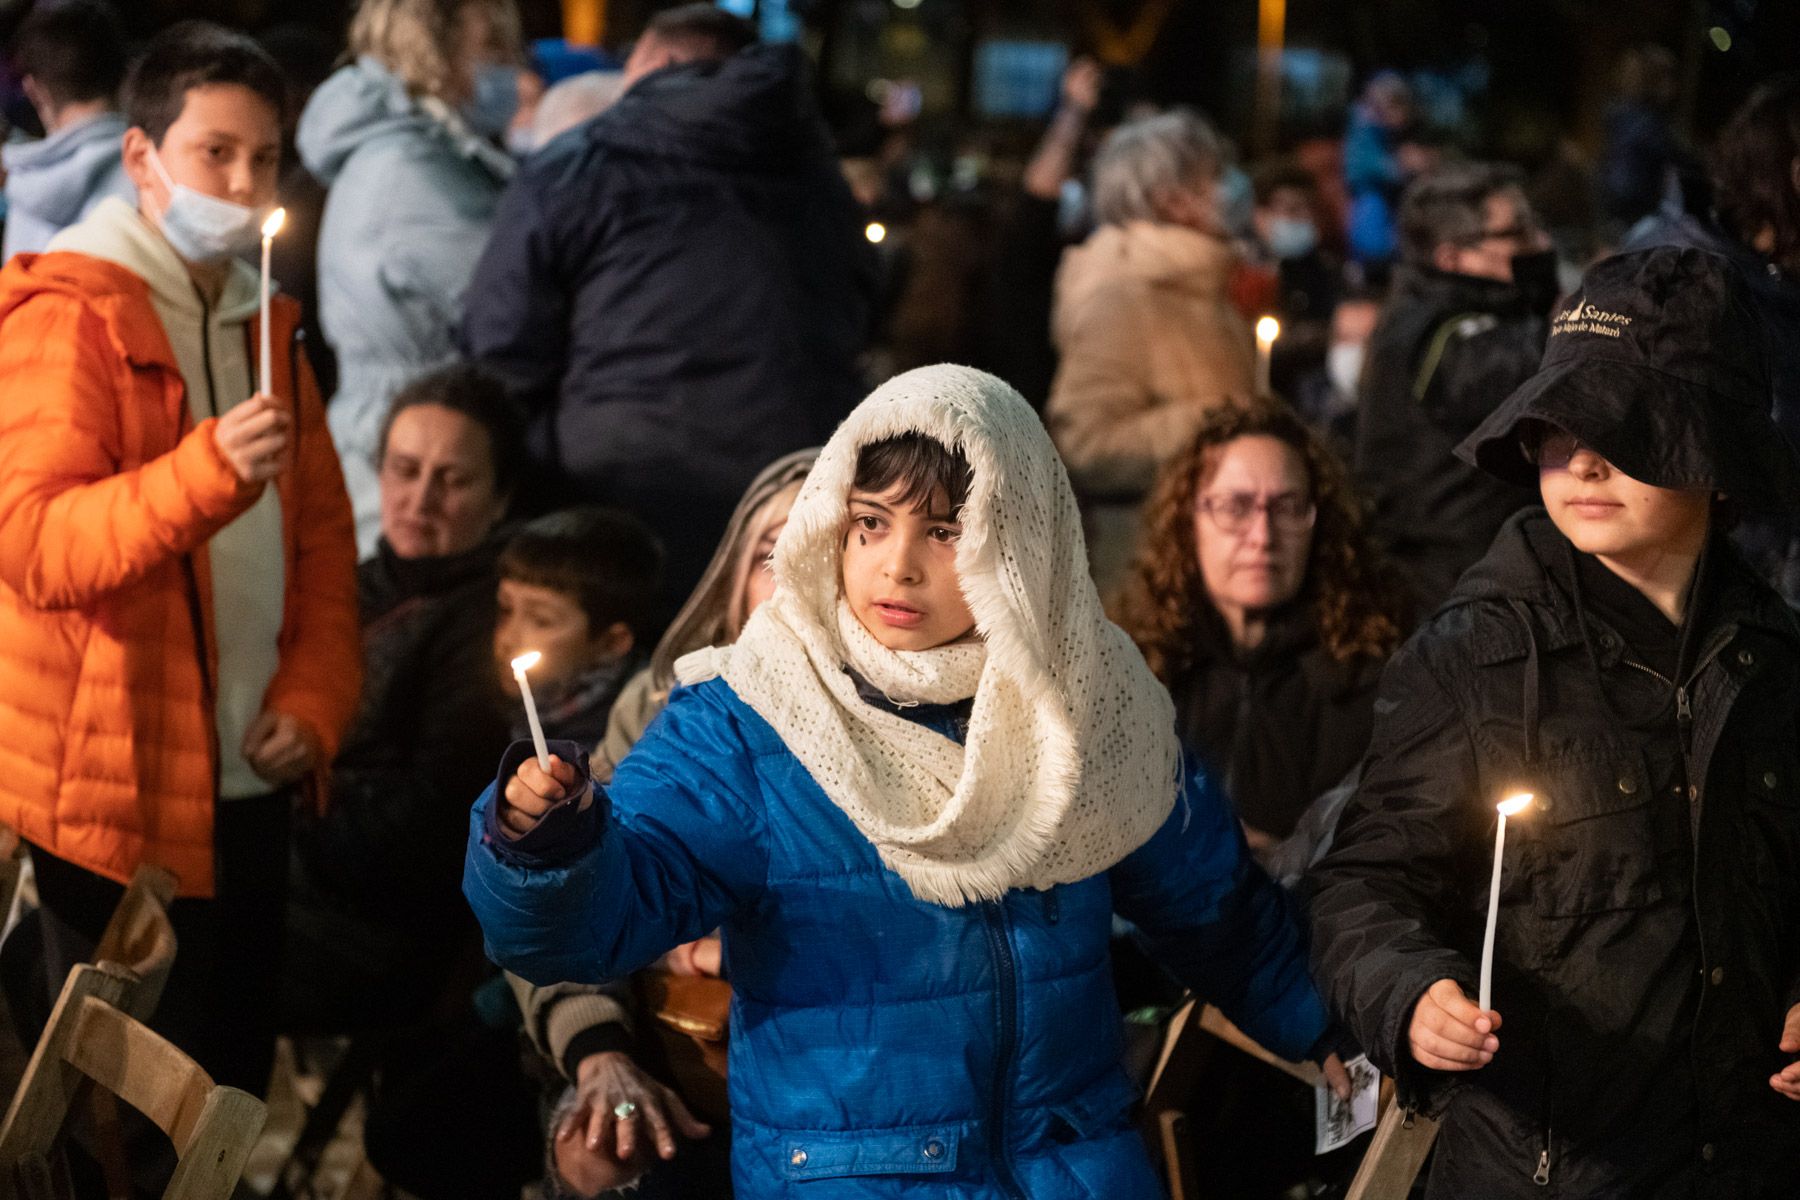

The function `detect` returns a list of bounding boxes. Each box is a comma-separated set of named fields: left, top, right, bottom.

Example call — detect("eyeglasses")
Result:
left=1519, top=428, right=1585, bottom=470
left=1196, top=491, right=1317, bottom=535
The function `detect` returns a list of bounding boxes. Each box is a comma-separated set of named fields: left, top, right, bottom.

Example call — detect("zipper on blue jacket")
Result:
left=981, top=901, right=1027, bottom=1200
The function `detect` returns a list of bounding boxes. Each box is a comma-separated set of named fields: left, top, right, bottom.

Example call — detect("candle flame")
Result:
left=510, top=651, right=542, bottom=673
left=261, top=207, right=287, bottom=239
left=1255, top=315, right=1280, bottom=344
left=1497, top=792, right=1533, bottom=817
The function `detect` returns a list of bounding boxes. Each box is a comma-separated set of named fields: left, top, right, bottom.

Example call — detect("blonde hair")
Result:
left=348, top=0, right=521, bottom=101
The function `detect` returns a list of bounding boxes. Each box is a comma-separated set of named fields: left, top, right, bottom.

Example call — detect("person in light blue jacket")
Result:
left=466, top=365, right=1348, bottom=1200
left=2, top=0, right=134, bottom=261
left=300, top=0, right=521, bottom=557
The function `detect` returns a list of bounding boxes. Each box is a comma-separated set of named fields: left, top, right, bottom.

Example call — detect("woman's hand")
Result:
left=499, top=753, right=589, bottom=839
left=564, top=1051, right=712, bottom=1165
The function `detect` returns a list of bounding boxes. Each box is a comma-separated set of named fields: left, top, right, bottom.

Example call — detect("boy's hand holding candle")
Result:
left=499, top=753, right=590, bottom=839
left=1409, top=978, right=1501, bottom=1072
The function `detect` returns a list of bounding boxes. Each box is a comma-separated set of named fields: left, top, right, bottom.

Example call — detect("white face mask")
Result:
left=147, top=145, right=269, bottom=264
left=1327, top=342, right=1366, bottom=400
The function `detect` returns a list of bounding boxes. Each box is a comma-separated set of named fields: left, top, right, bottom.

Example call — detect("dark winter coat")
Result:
left=1309, top=510, right=1800, bottom=1199
left=1171, top=606, right=1383, bottom=842
left=1353, top=267, right=1546, bottom=607
left=288, top=536, right=511, bottom=999
left=460, top=45, right=876, bottom=596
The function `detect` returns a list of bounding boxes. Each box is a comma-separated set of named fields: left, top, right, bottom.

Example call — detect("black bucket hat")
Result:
left=1456, top=245, right=1800, bottom=510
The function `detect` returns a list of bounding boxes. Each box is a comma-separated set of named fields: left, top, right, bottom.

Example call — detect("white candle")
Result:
left=258, top=207, right=286, bottom=399
left=1255, top=315, right=1280, bottom=396
left=1479, top=792, right=1533, bottom=1013
left=511, top=651, right=551, bottom=770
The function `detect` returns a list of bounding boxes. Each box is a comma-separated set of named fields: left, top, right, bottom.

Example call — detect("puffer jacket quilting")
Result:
left=466, top=676, right=1329, bottom=1200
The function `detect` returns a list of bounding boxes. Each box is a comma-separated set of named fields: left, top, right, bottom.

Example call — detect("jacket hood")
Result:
left=585, top=44, right=830, bottom=170
left=47, top=196, right=259, bottom=323
left=1056, top=221, right=1236, bottom=315
left=298, top=57, right=511, bottom=187
left=2, top=114, right=130, bottom=228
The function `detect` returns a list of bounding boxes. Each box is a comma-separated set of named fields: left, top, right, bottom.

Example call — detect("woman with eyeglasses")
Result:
left=1115, top=400, right=1411, bottom=858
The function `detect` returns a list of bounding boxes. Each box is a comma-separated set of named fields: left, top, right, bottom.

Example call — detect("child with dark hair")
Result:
left=467, top=365, right=1343, bottom=1199
left=0, top=20, right=357, bottom=1095
left=496, top=508, right=666, bottom=749
left=1311, top=247, right=1800, bottom=1196
left=3, top=0, right=133, bottom=257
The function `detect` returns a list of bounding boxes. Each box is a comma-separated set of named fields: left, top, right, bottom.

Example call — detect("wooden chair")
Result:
left=0, top=962, right=266, bottom=1200
left=89, top=865, right=178, bottom=1022
left=1141, top=1000, right=1324, bottom=1200
left=1343, top=1082, right=1440, bottom=1200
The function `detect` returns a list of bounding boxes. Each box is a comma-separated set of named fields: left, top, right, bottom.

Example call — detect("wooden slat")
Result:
left=63, top=998, right=212, bottom=1150
left=0, top=964, right=133, bottom=1164
left=161, top=1088, right=266, bottom=1200
left=1344, top=1092, right=1441, bottom=1200
left=1195, top=1004, right=1324, bottom=1089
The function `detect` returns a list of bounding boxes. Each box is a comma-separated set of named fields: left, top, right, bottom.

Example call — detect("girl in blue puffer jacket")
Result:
left=465, top=364, right=1344, bottom=1199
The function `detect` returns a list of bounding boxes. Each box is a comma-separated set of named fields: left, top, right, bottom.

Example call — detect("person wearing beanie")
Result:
left=465, top=365, right=1346, bottom=1198
left=1310, top=245, right=1800, bottom=1198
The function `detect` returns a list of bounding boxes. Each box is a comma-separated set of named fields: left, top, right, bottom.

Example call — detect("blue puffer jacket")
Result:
left=465, top=677, right=1330, bottom=1199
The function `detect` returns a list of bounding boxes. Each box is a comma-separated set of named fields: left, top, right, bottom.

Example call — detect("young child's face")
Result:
left=842, top=484, right=976, bottom=652
left=494, top=579, right=627, bottom=699
left=125, top=84, right=282, bottom=218
left=1536, top=430, right=1711, bottom=564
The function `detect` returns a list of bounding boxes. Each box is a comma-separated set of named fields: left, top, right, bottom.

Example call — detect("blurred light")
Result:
left=1708, top=26, right=1732, bottom=52
left=865, top=222, right=888, bottom=244
left=1255, top=315, right=1280, bottom=344
left=893, top=0, right=922, bottom=8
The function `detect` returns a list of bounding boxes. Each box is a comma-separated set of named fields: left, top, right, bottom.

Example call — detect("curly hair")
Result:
left=1113, top=401, right=1410, bottom=683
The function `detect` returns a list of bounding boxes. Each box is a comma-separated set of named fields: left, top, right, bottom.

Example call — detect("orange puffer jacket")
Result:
left=0, top=252, right=361, bottom=897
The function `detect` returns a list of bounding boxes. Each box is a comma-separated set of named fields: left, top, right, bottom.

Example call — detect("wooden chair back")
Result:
left=0, top=963, right=266, bottom=1200
left=1343, top=1083, right=1440, bottom=1200
left=90, top=865, right=178, bottom=1022
left=1141, top=1000, right=1325, bottom=1200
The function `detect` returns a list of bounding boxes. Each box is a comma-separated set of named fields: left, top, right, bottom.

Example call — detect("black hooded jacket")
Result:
left=461, top=46, right=876, bottom=595
left=1353, top=267, right=1546, bottom=607
left=1309, top=510, right=1800, bottom=1198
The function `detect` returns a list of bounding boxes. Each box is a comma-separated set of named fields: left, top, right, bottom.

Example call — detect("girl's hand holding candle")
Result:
left=499, top=651, right=592, bottom=839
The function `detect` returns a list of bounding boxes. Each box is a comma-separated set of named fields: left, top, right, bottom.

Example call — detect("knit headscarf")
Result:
left=678, top=365, right=1179, bottom=906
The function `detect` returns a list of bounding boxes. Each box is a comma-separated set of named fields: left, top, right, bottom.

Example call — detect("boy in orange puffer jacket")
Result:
left=0, top=22, right=359, bottom=1096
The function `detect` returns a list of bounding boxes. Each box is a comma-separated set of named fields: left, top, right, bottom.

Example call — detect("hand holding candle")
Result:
left=1479, top=792, right=1533, bottom=1012
left=511, top=650, right=551, bottom=770
left=1255, top=315, right=1280, bottom=396
left=258, top=207, right=286, bottom=400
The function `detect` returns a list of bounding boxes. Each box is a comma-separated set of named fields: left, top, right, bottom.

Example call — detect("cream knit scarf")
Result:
left=678, top=365, right=1178, bottom=907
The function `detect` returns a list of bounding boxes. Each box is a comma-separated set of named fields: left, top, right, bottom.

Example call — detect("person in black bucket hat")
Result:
left=1458, top=244, right=1800, bottom=510
left=1309, top=245, right=1800, bottom=1199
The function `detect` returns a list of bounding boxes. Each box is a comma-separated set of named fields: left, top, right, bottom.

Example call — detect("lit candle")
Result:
left=1255, top=315, right=1280, bottom=395
left=258, top=207, right=286, bottom=399
left=1479, top=792, right=1533, bottom=1013
left=510, top=651, right=551, bottom=770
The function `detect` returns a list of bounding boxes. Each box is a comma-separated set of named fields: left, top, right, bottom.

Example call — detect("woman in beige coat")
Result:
left=1048, top=109, right=1256, bottom=591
